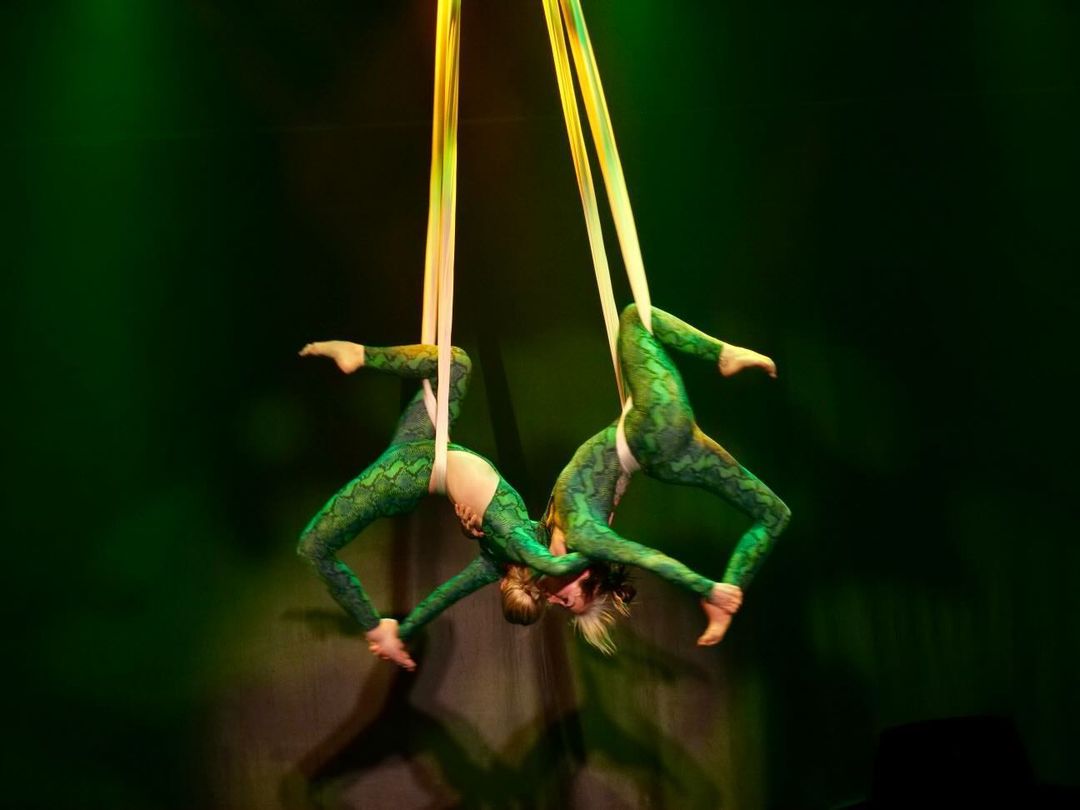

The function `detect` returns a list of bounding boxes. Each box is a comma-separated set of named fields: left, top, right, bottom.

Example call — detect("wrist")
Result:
left=709, top=583, right=743, bottom=614
left=365, top=617, right=398, bottom=640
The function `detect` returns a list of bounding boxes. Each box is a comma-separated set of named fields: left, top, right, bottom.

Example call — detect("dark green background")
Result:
left=9, top=1, right=1079, bottom=808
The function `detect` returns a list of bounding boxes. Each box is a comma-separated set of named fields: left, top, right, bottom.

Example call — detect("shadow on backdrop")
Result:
left=280, top=609, right=725, bottom=809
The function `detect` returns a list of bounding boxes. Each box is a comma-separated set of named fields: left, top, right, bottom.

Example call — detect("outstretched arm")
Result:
left=566, top=520, right=715, bottom=597
left=398, top=554, right=503, bottom=640
left=567, top=521, right=745, bottom=645
left=296, top=447, right=430, bottom=633
left=508, top=528, right=591, bottom=577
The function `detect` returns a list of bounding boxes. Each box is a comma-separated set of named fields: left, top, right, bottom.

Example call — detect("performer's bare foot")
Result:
left=719, top=344, right=777, bottom=378
left=299, top=340, right=365, bottom=374
left=697, top=583, right=744, bottom=646
left=698, top=601, right=735, bottom=646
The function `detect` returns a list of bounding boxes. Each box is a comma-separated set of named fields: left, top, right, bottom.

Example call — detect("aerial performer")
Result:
left=528, top=303, right=791, bottom=654
left=491, top=1, right=791, bottom=654
left=296, top=340, right=589, bottom=670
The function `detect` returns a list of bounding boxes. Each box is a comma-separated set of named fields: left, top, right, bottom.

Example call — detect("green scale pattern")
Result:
left=298, top=345, right=587, bottom=637
left=551, top=305, right=791, bottom=595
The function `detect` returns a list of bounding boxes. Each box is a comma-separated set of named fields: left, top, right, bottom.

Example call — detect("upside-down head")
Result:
left=544, top=563, right=636, bottom=655
left=538, top=497, right=637, bottom=653
left=500, top=564, right=545, bottom=625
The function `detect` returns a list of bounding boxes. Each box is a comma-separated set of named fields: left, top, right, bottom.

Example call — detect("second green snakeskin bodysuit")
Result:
left=549, top=305, right=791, bottom=595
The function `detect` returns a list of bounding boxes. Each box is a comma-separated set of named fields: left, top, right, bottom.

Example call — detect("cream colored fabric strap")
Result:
left=421, top=0, right=462, bottom=494
left=557, top=0, right=653, bottom=337
left=541, top=0, right=624, bottom=403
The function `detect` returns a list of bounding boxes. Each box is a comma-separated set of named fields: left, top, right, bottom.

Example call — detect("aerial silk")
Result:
left=542, top=0, right=655, bottom=404
left=421, top=0, right=462, bottom=494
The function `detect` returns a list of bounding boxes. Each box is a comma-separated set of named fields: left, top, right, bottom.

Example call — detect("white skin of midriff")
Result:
left=446, top=454, right=590, bottom=613
left=444, top=449, right=500, bottom=523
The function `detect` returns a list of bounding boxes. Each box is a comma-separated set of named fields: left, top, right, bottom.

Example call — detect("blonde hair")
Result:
left=500, top=565, right=544, bottom=625
left=540, top=498, right=636, bottom=654
left=570, top=588, right=632, bottom=655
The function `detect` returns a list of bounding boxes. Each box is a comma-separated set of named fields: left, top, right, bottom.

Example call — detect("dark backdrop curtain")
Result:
left=9, top=1, right=1079, bottom=808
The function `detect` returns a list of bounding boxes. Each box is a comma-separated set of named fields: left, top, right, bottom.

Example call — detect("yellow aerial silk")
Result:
left=542, top=0, right=654, bottom=404
left=419, top=0, right=645, bottom=468
left=421, top=0, right=462, bottom=494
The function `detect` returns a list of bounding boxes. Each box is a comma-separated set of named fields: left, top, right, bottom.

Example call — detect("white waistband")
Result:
left=615, top=396, right=641, bottom=476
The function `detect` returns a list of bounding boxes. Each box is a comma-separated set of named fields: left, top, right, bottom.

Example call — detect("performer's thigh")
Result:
left=389, top=390, right=435, bottom=445
left=620, top=317, right=690, bottom=413
left=620, top=333, right=695, bottom=462
left=647, top=428, right=782, bottom=523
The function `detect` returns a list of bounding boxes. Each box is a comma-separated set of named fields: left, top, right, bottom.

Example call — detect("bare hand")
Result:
left=454, top=502, right=485, bottom=538
left=364, top=619, right=416, bottom=671
left=707, top=583, right=743, bottom=613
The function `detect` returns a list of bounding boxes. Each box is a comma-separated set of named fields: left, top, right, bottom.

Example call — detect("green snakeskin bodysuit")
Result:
left=550, top=305, right=791, bottom=595
left=298, top=345, right=587, bottom=638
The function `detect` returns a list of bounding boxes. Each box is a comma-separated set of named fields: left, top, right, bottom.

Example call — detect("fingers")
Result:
left=367, top=637, right=416, bottom=671
left=709, top=584, right=743, bottom=613
left=454, top=503, right=486, bottom=537
left=391, top=651, right=417, bottom=671
left=373, top=647, right=416, bottom=671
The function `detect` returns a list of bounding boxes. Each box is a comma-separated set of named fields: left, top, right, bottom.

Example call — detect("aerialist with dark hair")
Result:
left=296, top=341, right=588, bottom=670
left=507, top=304, right=791, bottom=653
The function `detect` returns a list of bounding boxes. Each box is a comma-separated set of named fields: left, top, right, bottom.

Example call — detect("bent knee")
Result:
left=767, top=499, right=792, bottom=533
left=449, top=346, right=471, bottom=367
left=619, top=303, right=641, bottom=331
left=449, top=346, right=472, bottom=377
